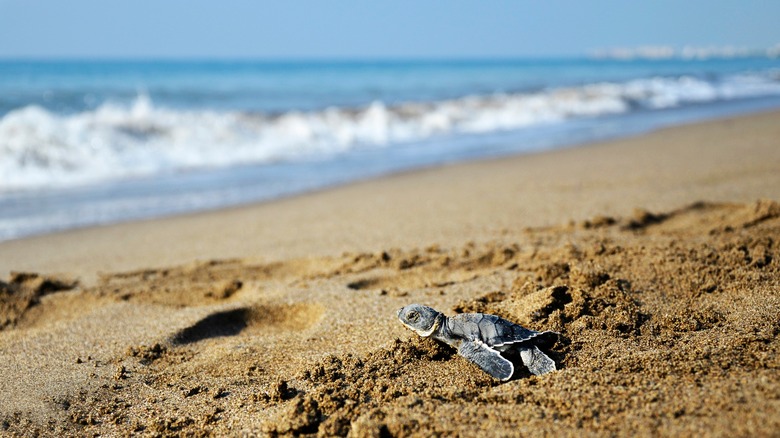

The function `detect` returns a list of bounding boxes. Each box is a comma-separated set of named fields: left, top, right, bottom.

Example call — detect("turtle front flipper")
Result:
left=458, top=340, right=514, bottom=381
left=519, top=345, right=556, bottom=375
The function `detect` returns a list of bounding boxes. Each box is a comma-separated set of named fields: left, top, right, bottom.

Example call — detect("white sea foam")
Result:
left=2, top=72, right=779, bottom=192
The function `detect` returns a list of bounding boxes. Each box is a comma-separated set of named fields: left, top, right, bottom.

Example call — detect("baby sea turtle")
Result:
left=397, top=304, right=557, bottom=380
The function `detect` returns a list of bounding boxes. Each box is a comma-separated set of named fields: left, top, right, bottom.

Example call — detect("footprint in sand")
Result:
left=170, top=303, right=324, bottom=345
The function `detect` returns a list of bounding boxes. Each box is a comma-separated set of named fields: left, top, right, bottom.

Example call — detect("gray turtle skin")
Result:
left=397, top=304, right=557, bottom=380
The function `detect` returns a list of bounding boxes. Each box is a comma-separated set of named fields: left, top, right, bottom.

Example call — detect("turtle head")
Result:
left=397, top=304, right=442, bottom=337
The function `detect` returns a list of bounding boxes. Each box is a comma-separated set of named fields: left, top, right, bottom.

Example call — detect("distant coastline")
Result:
left=589, top=44, right=780, bottom=60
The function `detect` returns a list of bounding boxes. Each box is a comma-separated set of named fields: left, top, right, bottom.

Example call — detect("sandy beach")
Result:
left=1, top=110, right=779, bottom=436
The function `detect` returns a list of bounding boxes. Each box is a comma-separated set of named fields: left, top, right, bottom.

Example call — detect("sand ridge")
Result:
left=1, top=200, right=778, bottom=436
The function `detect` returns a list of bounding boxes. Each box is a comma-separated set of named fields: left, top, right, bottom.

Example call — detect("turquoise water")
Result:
left=2, top=58, right=780, bottom=240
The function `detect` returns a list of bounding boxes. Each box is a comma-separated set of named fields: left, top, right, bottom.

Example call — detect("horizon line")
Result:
left=2, top=55, right=776, bottom=64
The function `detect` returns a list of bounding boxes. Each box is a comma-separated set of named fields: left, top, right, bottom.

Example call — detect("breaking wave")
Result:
left=2, top=71, right=779, bottom=192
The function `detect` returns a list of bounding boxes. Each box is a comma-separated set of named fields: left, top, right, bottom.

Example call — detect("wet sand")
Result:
left=1, top=111, right=779, bottom=436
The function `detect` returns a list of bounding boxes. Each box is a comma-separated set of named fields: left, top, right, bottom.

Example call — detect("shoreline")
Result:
left=2, top=109, right=780, bottom=282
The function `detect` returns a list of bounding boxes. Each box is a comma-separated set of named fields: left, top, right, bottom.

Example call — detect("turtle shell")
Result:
left=446, top=313, right=556, bottom=348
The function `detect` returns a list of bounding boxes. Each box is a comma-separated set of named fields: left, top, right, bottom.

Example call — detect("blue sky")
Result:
left=1, top=0, right=779, bottom=59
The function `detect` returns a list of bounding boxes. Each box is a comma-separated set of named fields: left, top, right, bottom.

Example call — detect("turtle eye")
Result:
left=407, top=310, right=420, bottom=322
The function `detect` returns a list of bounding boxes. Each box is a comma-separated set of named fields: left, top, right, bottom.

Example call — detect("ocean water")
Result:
left=2, top=58, right=780, bottom=240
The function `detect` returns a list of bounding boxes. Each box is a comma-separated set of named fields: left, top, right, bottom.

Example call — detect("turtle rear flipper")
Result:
left=458, top=340, right=514, bottom=381
left=520, top=345, right=556, bottom=376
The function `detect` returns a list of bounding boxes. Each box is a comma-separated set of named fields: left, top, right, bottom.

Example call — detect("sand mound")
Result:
left=0, top=272, right=78, bottom=329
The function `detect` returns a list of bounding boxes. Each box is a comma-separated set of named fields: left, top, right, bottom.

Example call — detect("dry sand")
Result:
left=1, top=111, right=779, bottom=436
